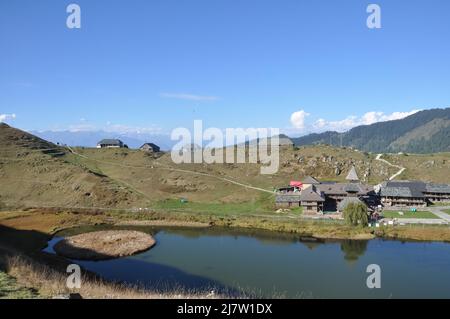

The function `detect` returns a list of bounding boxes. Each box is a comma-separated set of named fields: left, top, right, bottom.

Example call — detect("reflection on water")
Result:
left=47, top=226, right=450, bottom=298
left=340, top=240, right=369, bottom=262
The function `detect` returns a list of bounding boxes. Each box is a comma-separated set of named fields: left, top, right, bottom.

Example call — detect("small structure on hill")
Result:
left=97, top=139, right=125, bottom=149
left=277, top=134, right=295, bottom=147
left=140, top=143, right=160, bottom=153
left=346, top=165, right=360, bottom=182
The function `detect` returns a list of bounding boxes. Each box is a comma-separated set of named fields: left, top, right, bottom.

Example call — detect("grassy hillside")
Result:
left=292, top=108, right=450, bottom=154
left=1, top=123, right=449, bottom=213
left=0, top=123, right=146, bottom=209
left=66, top=145, right=392, bottom=204
left=0, top=271, right=39, bottom=299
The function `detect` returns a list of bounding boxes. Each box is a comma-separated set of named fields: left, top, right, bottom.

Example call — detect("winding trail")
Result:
left=66, top=146, right=274, bottom=195
left=375, top=153, right=406, bottom=180
left=428, top=206, right=450, bottom=222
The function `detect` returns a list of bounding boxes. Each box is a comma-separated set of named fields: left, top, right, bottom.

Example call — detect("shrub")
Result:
left=343, top=202, right=369, bottom=227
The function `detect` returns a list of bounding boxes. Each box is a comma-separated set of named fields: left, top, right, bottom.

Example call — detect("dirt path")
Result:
left=66, top=146, right=274, bottom=195
left=375, top=153, right=406, bottom=180
left=428, top=206, right=450, bottom=222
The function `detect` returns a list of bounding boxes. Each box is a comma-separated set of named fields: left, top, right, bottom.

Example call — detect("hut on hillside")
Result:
left=140, top=143, right=160, bottom=153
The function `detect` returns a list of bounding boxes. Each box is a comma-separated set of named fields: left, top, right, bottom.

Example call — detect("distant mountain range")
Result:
left=30, top=107, right=450, bottom=154
left=291, top=108, right=450, bottom=154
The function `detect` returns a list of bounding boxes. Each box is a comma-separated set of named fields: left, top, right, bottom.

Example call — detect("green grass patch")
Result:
left=0, top=271, right=38, bottom=299
left=382, top=210, right=438, bottom=219
left=287, top=206, right=303, bottom=215
left=153, top=194, right=276, bottom=216
left=430, top=202, right=450, bottom=207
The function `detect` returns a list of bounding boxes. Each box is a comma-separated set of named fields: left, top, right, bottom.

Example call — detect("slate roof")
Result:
left=344, top=183, right=361, bottom=193
left=380, top=181, right=427, bottom=198
left=300, top=186, right=325, bottom=202
left=97, top=139, right=123, bottom=146
left=275, top=194, right=302, bottom=203
left=140, top=143, right=160, bottom=150
left=318, top=183, right=372, bottom=196
left=346, top=166, right=360, bottom=181
left=380, top=186, right=414, bottom=197
left=425, top=183, right=450, bottom=194
left=302, top=176, right=320, bottom=184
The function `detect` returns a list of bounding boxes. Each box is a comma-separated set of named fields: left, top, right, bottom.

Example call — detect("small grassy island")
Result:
left=54, top=230, right=156, bottom=261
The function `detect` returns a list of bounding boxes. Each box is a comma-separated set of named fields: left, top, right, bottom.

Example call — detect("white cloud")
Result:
left=67, top=123, right=97, bottom=132
left=312, top=109, right=421, bottom=132
left=0, top=113, right=16, bottom=122
left=64, top=120, right=163, bottom=135
left=160, top=92, right=219, bottom=101
left=290, top=110, right=310, bottom=130
left=103, top=123, right=163, bottom=135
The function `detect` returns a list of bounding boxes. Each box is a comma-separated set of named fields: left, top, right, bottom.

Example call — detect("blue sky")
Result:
left=1, top=0, right=450, bottom=136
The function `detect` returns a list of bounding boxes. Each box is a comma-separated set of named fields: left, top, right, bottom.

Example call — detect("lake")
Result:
left=45, top=226, right=450, bottom=298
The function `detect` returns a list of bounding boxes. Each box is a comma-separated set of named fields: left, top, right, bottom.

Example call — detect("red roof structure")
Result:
left=290, top=181, right=303, bottom=188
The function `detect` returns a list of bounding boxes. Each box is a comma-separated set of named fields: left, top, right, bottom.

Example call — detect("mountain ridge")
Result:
left=291, top=108, right=450, bottom=153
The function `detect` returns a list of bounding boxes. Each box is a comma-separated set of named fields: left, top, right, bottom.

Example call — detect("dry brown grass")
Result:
left=4, top=254, right=222, bottom=299
left=54, top=230, right=156, bottom=260
left=376, top=225, right=450, bottom=242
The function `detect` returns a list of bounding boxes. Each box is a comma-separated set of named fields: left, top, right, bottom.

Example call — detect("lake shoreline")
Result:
left=2, top=209, right=450, bottom=298
left=3, top=208, right=450, bottom=242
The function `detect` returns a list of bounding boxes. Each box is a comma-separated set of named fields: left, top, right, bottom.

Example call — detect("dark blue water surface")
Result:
left=46, top=227, right=450, bottom=298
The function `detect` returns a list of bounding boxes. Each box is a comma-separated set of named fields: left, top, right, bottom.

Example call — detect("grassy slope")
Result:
left=0, top=124, right=146, bottom=209
left=382, top=211, right=438, bottom=219
left=0, top=271, right=39, bottom=299
left=430, top=202, right=450, bottom=207
left=382, top=152, right=450, bottom=183
left=1, top=123, right=450, bottom=214
left=66, top=146, right=450, bottom=212
left=66, top=145, right=395, bottom=208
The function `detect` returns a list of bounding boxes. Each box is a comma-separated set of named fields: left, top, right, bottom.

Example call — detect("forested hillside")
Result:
left=292, top=108, right=450, bottom=153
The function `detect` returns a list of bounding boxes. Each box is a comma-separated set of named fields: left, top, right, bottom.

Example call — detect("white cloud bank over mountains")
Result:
left=66, top=122, right=163, bottom=135
left=290, top=109, right=421, bottom=134
left=0, top=113, right=16, bottom=122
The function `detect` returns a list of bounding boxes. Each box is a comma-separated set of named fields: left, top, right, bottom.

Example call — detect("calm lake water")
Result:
left=45, top=226, right=450, bottom=298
